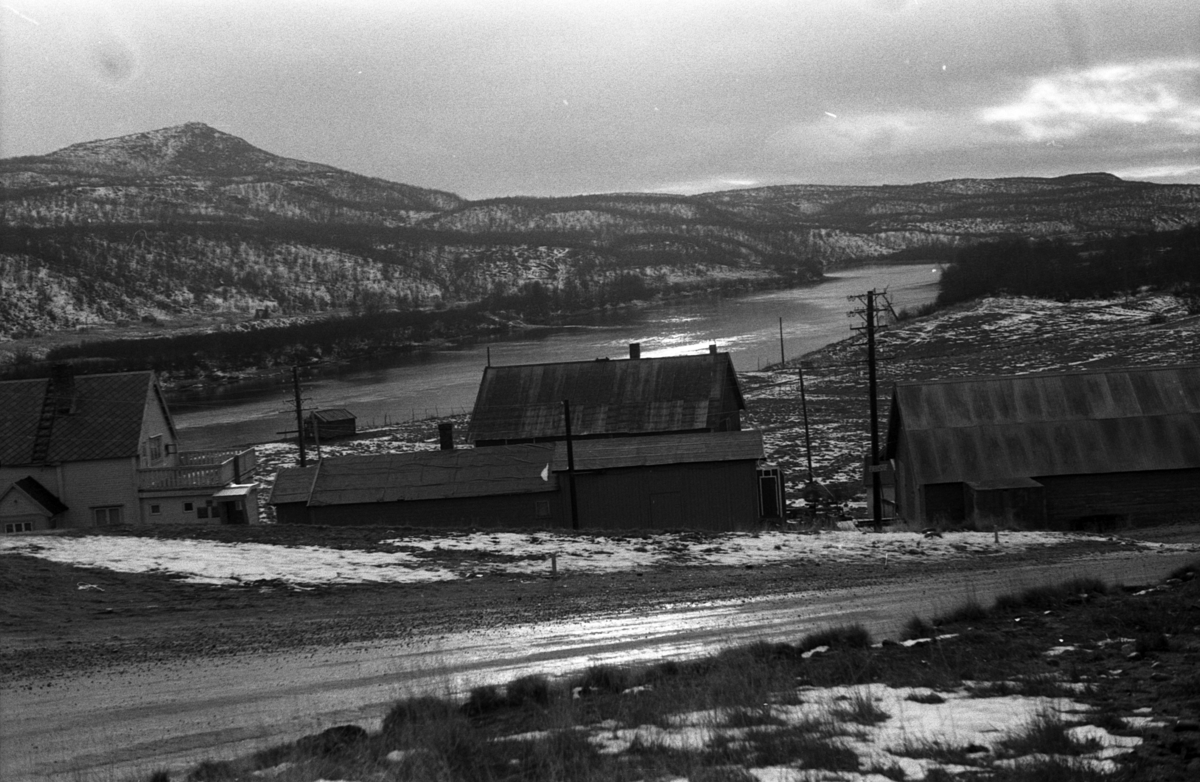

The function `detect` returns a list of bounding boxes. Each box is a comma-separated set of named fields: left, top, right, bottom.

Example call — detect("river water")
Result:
left=171, top=263, right=941, bottom=451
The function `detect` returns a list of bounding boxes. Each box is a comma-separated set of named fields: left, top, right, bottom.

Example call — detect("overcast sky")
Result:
left=2, top=0, right=1198, bottom=199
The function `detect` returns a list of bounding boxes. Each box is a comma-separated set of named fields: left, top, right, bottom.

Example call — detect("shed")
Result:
left=885, top=364, right=1200, bottom=527
left=305, top=409, right=356, bottom=442
left=467, top=349, right=746, bottom=446
left=268, top=431, right=770, bottom=531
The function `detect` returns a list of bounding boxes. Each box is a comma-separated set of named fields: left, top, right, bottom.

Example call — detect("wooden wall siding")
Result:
left=922, top=482, right=967, bottom=523
left=1036, top=469, right=1200, bottom=527
left=295, top=493, right=566, bottom=529
left=572, top=462, right=759, bottom=531
left=966, top=483, right=1046, bottom=525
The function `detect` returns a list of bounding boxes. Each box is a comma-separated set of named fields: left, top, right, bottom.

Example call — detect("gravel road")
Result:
left=3, top=534, right=1197, bottom=782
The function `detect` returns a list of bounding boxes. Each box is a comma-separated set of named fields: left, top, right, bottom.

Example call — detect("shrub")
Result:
left=507, top=673, right=553, bottom=708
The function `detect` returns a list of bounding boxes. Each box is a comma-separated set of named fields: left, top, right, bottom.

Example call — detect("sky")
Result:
left=2, top=0, right=1199, bottom=199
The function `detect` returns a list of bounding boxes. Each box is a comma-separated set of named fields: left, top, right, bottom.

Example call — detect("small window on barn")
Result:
left=184, top=502, right=194, bottom=512
left=150, top=504, right=162, bottom=515
left=535, top=500, right=551, bottom=518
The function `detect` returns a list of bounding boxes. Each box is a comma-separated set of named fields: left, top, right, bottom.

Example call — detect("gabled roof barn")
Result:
left=886, top=364, right=1200, bottom=485
left=467, top=353, right=746, bottom=444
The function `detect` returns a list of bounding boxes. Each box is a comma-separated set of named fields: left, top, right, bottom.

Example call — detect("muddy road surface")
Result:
left=3, top=535, right=1198, bottom=782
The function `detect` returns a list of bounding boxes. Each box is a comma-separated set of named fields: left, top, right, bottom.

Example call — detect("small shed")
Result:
left=305, top=409, right=356, bottom=442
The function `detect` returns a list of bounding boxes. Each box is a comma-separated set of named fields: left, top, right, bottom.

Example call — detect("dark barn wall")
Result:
left=922, top=482, right=967, bottom=523
left=966, top=485, right=1046, bottom=525
left=571, top=461, right=759, bottom=531
left=1037, top=469, right=1200, bottom=528
left=284, top=492, right=566, bottom=528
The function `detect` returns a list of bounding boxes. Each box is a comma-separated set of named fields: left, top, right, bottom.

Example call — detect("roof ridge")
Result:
left=894, top=362, right=1200, bottom=389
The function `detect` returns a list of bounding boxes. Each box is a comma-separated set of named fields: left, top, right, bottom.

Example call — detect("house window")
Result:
left=93, top=506, right=122, bottom=526
left=184, top=502, right=194, bottom=512
left=4, top=522, right=33, bottom=533
left=535, top=500, right=551, bottom=518
left=148, top=435, right=164, bottom=463
left=150, top=504, right=162, bottom=515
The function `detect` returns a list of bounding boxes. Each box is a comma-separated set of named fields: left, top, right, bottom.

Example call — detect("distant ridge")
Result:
left=1, top=123, right=1198, bottom=342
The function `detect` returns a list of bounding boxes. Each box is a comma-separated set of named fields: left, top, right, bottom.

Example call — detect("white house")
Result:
left=0, top=369, right=258, bottom=532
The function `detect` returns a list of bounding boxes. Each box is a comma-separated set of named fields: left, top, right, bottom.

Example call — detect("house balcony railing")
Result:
left=138, top=447, right=257, bottom=492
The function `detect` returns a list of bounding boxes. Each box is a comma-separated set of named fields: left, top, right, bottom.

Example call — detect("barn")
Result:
left=884, top=364, right=1200, bottom=528
left=269, top=431, right=766, bottom=530
left=467, top=345, right=746, bottom=445
left=558, top=431, right=765, bottom=530
left=270, top=444, right=561, bottom=527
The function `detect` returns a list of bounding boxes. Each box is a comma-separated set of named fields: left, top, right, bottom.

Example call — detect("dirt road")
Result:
left=3, top=543, right=1196, bottom=782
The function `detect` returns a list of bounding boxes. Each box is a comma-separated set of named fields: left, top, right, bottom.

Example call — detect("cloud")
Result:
left=764, top=110, right=986, bottom=164
left=982, top=59, right=1200, bottom=142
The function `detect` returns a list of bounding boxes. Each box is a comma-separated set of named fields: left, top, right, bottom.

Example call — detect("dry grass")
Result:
left=159, top=561, right=1200, bottom=782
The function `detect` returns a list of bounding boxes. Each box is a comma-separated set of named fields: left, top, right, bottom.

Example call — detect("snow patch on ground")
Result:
left=0, top=530, right=1183, bottom=587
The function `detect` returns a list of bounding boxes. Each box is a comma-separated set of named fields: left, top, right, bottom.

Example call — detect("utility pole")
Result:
left=798, top=363, right=814, bottom=484
left=866, top=290, right=881, bottom=532
left=293, top=366, right=307, bottom=468
left=563, top=399, right=580, bottom=531
left=848, top=289, right=892, bottom=532
left=778, top=317, right=786, bottom=367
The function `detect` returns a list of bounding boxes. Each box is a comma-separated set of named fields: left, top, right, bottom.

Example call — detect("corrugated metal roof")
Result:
left=551, top=431, right=765, bottom=472
left=889, top=364, right=1200, bottom=484
left=269, top=466, right=318, bottom=505
left=467, top=353, right=745, bottom=443
left=304, top=444, right=558, bottom=507
left=0, top=371, right=161, bottom=465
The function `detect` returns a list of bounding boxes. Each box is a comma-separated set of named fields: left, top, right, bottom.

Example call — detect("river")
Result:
left=170, top=263, right=941, bottom=451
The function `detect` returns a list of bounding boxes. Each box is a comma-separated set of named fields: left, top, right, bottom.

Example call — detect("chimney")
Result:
left=709, top=344, right=717, bottom=355
left=629, top=342, right=641, bottom=360
left=49, top=363, right=77, bottom=415
left=438, top=422, right=454, bottom=450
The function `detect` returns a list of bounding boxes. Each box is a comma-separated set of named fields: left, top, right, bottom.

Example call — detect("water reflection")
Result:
left=172, top=264, right=939, bottom=450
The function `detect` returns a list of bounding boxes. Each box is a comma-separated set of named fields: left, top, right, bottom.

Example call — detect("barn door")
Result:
left=650, top=492, right=683, bottom=529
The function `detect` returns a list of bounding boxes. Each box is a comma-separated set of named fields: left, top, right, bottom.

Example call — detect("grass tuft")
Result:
left=936, top=599, right=990, bottom=626
left=996, top=710, right=1100, bottom=757
left=799, top=623, right=873, bottom=652
left=832, top=689, right=890, bottom=725
left=902, top=615, right=935, bottom=640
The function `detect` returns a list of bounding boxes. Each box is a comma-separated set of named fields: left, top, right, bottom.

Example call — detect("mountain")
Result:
left=2, top=123, right=1199, bottom=342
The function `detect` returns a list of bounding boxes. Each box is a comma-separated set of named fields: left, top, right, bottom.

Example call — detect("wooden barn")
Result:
left=269, top=431, right=767, bottom=530
left=558, top=431, right=765, bottom=530
left=270, top=444, right=562, bottom=527
left=467, top=345, right=746, bottom=446
left=305, top=408, right=356, bottom=442
left=884, top=364, right=1200, bottom=528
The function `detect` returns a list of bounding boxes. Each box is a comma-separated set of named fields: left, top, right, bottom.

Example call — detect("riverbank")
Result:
left=1, top=270, right=825, bottom=389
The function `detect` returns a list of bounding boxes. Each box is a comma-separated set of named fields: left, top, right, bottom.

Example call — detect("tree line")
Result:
left=936, top=226, right=1200, bottom=306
